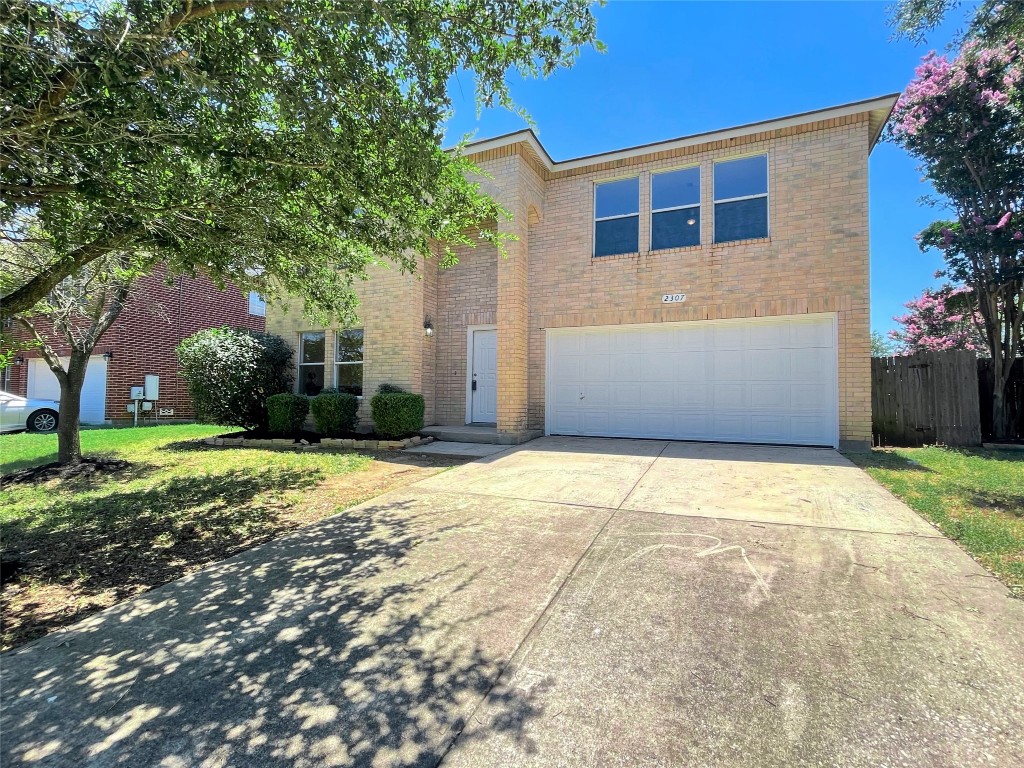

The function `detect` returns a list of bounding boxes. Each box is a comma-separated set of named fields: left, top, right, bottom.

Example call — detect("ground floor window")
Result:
left=299, top=331, right=325, bottom=396
left=335, top=329, right=364, bottom=396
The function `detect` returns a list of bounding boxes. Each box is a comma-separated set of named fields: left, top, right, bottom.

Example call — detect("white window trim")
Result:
left=593, top=176, right=641, bottom=257
left=298, top=331, right=326, bottom=395
left=333, top=328, right=365, bottom=396
left=712, top=153, right=770, bottom=242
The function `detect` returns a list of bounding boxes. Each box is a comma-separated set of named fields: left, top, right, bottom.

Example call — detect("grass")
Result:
left=0, top=424, right=454, bottom=650
left=847, top=446, right=1024, bottom=596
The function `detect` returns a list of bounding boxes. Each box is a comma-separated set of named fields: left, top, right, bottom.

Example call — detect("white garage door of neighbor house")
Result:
left=545, top=314, right=838, bottom=447
left=27, top=356, right=108, bottom=424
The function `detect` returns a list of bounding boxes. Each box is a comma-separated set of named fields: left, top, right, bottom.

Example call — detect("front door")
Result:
left=470, top=329, right=498, bottom=424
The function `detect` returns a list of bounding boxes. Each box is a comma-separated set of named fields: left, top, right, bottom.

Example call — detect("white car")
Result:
left=0, top=390, right=60, bottom=433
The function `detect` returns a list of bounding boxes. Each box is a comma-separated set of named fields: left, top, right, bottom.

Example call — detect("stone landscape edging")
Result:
left=203, top=435, right=433, bottom=452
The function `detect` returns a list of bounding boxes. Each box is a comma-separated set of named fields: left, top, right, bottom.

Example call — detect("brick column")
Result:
left=496, top=158, right=531, bottom=441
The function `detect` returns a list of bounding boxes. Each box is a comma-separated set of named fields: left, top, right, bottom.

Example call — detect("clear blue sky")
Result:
left=442, top=0, right=975, bottom=337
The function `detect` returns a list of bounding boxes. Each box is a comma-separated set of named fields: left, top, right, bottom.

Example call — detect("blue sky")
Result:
left=442, top=0, right=975, bottom=338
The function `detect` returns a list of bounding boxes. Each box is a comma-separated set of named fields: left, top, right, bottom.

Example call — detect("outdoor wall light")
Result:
left=14, top=355, right=24, bottom=366
left=103, top=351, right=114, bottom=362
left=686, top=215, right=696, bottom=226
left=423, top=316, right=434, bottom=338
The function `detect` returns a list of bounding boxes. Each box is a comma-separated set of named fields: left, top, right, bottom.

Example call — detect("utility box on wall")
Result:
left=144, top=375, right=159, bottom=401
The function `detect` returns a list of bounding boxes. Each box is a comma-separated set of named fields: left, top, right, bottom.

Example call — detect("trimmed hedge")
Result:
left=370, top=392, right=425, bottom=438
left=267, top=393, right=310, bottom=435
left=376, top=383, right=407, bottom=394
left=310, top=391, right=360, bottom=436
left=176, top=327, right=292, bottom=430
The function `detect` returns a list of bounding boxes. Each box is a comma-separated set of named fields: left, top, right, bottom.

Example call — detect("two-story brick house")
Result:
left=266, top=95, right=897, bottom=450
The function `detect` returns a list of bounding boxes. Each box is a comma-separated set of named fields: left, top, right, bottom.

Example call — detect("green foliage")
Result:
left=870, top=331, right=894, bottom=357
left=176, top=327, right=292, bottom=430
left=376, top=383, right=407, bottom=394
left=267, top=393, right=310, bottom=435
left=889, top=0, right=1023, bottom=44
left=310, top=391, right=360, bottom=437
left=0, top=1, right=601, bottom=321
left=370, top=392, right=425, bottom=438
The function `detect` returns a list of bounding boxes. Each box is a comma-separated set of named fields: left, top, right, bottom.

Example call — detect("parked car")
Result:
left=0, top=390, right=59, bottom=433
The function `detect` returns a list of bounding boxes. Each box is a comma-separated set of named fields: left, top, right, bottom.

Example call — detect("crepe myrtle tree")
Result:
left=890, top=0, right=1024, bottom=44
left=0, top=1, right=601, bottom=325
left=889, top=284, right=987, bottom=353
left=888, top=40, right=1023, bottom=437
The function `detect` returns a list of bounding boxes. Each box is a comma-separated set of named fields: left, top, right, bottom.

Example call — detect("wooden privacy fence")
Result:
left=977, top=357, right=1024, bottom=441
left=872, top=351, right=982, bottom=447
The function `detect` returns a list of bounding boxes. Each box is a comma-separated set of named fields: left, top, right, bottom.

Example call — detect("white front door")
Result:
left=470, top=329, right=498, bottom=424
left=28, top=356, right=109, bottom=424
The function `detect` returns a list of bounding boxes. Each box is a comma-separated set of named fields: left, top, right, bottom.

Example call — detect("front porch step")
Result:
left=420, top=425, right=502, bottom=444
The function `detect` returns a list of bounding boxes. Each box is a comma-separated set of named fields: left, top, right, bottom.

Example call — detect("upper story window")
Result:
left=247, top=291, right=266, bottom=317
left=335, top=329, right=364, bottom=397
left=299, top=331, right=325, bottom=396
left=594, top=177, right=639, bottom=257
left=651, top=167, right=701, bottom=250
left=714, top=154, right=769, bottom=243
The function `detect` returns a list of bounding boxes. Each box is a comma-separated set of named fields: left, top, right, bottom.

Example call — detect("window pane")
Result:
left=714, top=198, right=768, bottom=243
left=336, top=329, right=363, bottom=363
left=335, top=363, right=363, bottom=397
left=595, top=177, right=639, bottom=218
left=300, top=365, right=324, bottom=396
left=300, top=332, right=325, bottom=363
left=594, top=216, right=639, bottom=257
left=247, top=291, right=266, bottom=317
left=652, top=167, right=700, bottom=210
left=652, top=208, right=701, bottom=250
left=714, top=155, right=768, bottom=200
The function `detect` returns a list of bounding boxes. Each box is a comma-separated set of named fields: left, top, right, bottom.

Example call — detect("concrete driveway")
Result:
left=2, top=437, right=1022, bottom=767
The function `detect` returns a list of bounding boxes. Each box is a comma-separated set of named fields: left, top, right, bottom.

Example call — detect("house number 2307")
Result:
left=662, top=293, right=686, bottom=304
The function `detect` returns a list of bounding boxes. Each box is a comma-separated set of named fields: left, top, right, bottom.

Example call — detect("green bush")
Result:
left=177, top=328, right=293, bottom=430
left=267, top=393, right=310, bottom=435
left=376, top=383, right=407, bottom=394
left=310, top=391, right=360, bottom=436
left=370, top=392, right=425, bottom=438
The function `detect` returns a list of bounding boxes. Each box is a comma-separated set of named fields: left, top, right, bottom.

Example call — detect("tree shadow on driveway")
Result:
left=0, top=497, right=545, bottom=767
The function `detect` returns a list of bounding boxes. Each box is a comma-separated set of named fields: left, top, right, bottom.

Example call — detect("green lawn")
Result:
left=0, top=425, right=450, bottom=650
left=847, top=446, right=1024, bottom=596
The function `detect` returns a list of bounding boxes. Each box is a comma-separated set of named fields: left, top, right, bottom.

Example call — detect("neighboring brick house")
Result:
left=2, top=263, right=265, bottom=425
left=266, top=95, right=898, bottom=450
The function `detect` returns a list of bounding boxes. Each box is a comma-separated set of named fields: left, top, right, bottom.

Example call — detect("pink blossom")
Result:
left=1014, top=232, right=1024, bottom=240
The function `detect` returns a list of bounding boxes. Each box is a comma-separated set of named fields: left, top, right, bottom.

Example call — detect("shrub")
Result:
left=376, top=383, right=407, bottom=394
left=267, top=393, right=310, bottom=435
left=371, top=392, right=425, bottom=438
left=177, top=328, right=293, bottom=430
left=310, top=391, right=360, bottom=436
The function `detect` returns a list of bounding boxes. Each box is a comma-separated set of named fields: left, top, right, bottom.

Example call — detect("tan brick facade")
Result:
left=267, top=98, right=893, bottom=447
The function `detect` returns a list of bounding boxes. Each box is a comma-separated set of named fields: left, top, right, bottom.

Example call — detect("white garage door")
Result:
left=545, top=314, right=838, bottom=447
left=28, top=356, right=109, bottom=424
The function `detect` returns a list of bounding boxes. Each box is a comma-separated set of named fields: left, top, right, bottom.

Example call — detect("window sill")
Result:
left=591, top=252, right=641, bottom=262
left=712, top=236, right=771, bottom=247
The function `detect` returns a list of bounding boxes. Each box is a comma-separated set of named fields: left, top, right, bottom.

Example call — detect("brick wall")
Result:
left=2, top=264, right=265, bottom=423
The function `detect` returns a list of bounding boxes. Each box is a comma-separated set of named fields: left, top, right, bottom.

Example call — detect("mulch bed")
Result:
left=0, top=457, right=132, bottom=489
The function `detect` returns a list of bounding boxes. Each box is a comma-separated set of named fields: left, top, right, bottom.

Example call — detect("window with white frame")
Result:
left=651, top=167, right=701, bottom=250
left=714, top=155, right=769, bottom=243
left=335, top=329, right=364, bottom=396
left=299, top=331, right=325, bottom=396
left=594, top=177, right=640, bottom=257
left=247, top=291, right=266, bottom=317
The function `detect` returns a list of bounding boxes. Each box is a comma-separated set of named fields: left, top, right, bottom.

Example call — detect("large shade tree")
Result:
left=0, top=0, right=601, bottom=323
left=888, top=40, right=1023, bottom=437
left=0, top=0, right=599, bottom=464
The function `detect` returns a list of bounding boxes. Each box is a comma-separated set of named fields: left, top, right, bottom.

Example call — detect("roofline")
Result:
left=455, top=94, right=901, bottom=172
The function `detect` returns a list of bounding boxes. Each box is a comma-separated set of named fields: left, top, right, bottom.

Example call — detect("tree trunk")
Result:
left=57, top=353, right=89, bottom=465
left=990, top=373, right=1012, bottom=441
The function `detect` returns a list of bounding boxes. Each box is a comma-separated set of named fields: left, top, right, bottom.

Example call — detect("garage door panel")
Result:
left=28, top=356, right=107, bottom=424
left=546, top=316, right=837, bottom=447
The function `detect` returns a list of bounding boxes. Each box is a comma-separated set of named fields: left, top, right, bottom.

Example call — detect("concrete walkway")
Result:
left=2, top=438, right=1023, bottom=767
